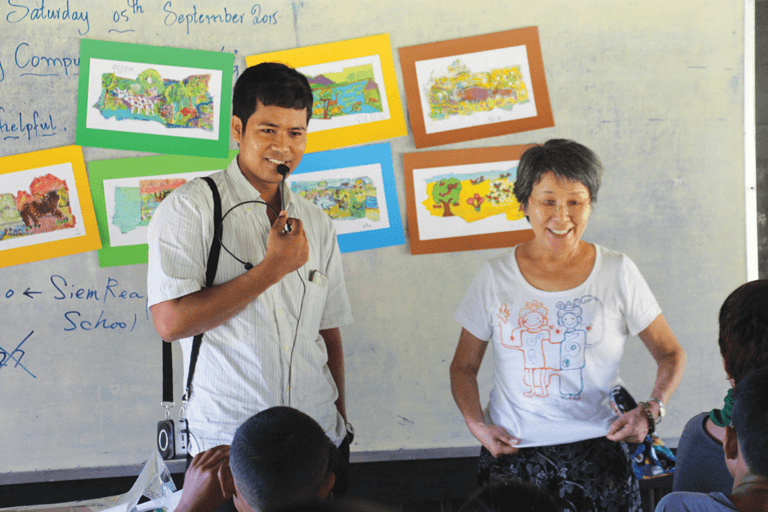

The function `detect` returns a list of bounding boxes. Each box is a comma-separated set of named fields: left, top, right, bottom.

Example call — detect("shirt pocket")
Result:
left=302, top=278, right=328, bottom=337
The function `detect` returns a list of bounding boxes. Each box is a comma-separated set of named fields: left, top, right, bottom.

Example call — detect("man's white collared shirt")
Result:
left=147, top=158, right=353, bottom=454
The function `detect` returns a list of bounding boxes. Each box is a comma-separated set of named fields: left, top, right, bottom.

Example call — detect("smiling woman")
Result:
left=521, top=174, right=592, bottom=262
left=449, top=139, right=687, bottom=512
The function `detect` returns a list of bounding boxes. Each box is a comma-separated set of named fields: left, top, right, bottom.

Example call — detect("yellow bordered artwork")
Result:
left=246, top=34, right=407, bottom=153
left=0, top=146, right=101, bottom=268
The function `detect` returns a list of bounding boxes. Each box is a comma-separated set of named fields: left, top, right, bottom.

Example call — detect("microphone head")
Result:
left=277, top=164, right=290, bottom=178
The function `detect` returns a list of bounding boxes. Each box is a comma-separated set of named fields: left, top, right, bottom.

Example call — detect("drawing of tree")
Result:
left=102, top=73, right=117, bottom=92
left=431, top=178, right=462, bottom=217
left=185, top=76, right=209, bottom=101
left=137, top=69, right=164, bottom=96
left=164, top=82, right=191, bottom=121
left=315, top=88, right=341, bottom=119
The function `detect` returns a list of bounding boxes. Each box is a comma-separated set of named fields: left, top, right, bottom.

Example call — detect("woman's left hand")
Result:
left=606, top=406, right=650, bottom=443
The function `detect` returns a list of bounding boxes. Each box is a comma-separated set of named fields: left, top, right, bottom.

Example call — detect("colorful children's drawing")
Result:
left=426, top=59, right=530, bottom=121
left=111, top=178, right=187, bottom=235
left=497, top=296, right=605, bottom=400
left=95, top=69, right=214, bottom=131
left=500, top=300, right=554, bottom=398
left=290, top=177, right=380, bottom=222
left=399, top=27, right=553, bottom=148
left=140, top=179, right=186, bottom=221
left=246, top=35, right=406, bottom=152
left=422, top=168, right=524, bottom=223
left=308, top=64, right=383, bottom=121
left=0, top=174, right=77, bottom=243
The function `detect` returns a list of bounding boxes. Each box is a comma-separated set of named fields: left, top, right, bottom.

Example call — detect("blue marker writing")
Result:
left=0, top=331, right=36, bottom=378
left=251, top=4, right=278, bottom=25
left=6, top=0, right=90, bottom=36
left=0, top=107, right=57, bottom=141
left=63, top=310, right=138, bottom=332
left=112, top=0, right=143, bottom=23
left=15, top=42, right=80, bottom=77
left=163, top=2, right=254, bottom=35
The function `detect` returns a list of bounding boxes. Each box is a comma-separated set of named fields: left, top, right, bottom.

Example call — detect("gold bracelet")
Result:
left=639, top=402, right=656, bottom=436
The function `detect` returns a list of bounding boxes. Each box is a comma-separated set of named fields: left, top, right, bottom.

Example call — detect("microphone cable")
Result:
left=215, top=181, right=306, bottom=408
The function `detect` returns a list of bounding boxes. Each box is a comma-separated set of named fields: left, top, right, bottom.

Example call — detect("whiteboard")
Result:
left=0, top=0, right=747, bottom=477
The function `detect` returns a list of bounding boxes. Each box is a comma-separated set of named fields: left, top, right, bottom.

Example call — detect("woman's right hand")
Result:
left=468, top=420, right=520, bottom=457
left=450, top=328, right=521, bottom=458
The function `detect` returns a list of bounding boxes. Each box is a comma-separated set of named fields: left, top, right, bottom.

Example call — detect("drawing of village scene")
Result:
left=111, top=178, right=187, bottom=235
left=95, top=69, right=214, bottom=131
left=422, top=168, right=525, bottom=223
left=0, top=174, right=76, bottom=242
left=425, top=59, right=530, bottom=121
left=290, top=177, right=380, bottom=222
left=307, top=64, right=383, bottom=121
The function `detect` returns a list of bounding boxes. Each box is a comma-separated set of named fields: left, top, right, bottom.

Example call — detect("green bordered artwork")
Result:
left=89, top=151, right=238, bottom=267
left=77, top=39, right=234, bottom=158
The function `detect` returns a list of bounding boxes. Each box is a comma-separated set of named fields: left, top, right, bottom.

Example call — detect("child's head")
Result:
left=459, top=479, right=560, bottom=512
left=718, top=280, right=768, bottom=384
left=727, top=365, right=768, bottom=478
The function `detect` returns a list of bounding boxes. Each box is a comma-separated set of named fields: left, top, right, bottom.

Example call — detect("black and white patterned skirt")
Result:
left=477, top=437, right=641, bottom=512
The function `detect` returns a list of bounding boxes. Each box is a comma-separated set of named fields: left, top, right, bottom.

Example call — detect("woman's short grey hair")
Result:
left=513, top=139, right=603, bottom=209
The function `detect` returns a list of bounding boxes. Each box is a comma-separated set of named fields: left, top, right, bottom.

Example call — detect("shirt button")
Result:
left=284, top=346, right=290, bottom=352
left=277, top=309, right=283, bottom=315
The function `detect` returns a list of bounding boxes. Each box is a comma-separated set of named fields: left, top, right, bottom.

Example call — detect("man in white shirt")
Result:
left=147, top=63, right=353, bottom=489
left=655, top=364, right=768, bottom=512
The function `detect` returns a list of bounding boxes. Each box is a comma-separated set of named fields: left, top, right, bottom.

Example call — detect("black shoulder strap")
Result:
left=162, top=176, right=222, bottom=406
left=201, top=177, right=223, bottom=289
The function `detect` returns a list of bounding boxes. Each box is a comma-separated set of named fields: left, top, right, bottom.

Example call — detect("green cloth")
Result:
left=709, top=388, right=734, bottom=427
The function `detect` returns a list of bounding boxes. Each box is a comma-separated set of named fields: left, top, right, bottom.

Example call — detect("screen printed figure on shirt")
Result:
left=498, top=296, right=605, bottom=400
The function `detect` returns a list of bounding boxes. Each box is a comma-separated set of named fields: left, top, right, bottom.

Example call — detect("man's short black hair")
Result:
left=718, top=280, right=768, bottom=384
left=732, top=365, right=768, bottom=478
left=232, top=62, right=314, bottom=129
left=229, top=407, right=330, bottom=512
left=459, top=479, right=560, bottom=512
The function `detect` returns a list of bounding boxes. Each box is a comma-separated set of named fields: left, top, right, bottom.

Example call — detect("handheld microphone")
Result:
left=277, top=164, right=291, bottom=233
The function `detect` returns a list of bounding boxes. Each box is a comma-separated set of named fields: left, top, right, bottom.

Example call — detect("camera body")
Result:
left=157, top=419, right=188, bottom=460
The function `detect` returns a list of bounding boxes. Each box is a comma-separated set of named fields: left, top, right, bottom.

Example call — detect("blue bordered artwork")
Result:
left=288, top=143, right=404, bottom=253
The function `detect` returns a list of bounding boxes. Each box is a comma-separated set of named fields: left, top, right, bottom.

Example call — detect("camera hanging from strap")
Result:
left=161, top=176, right=223, bottom=425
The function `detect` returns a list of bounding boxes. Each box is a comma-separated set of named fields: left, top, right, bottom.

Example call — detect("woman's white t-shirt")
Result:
left=454, top=244, right=661, bottom=447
